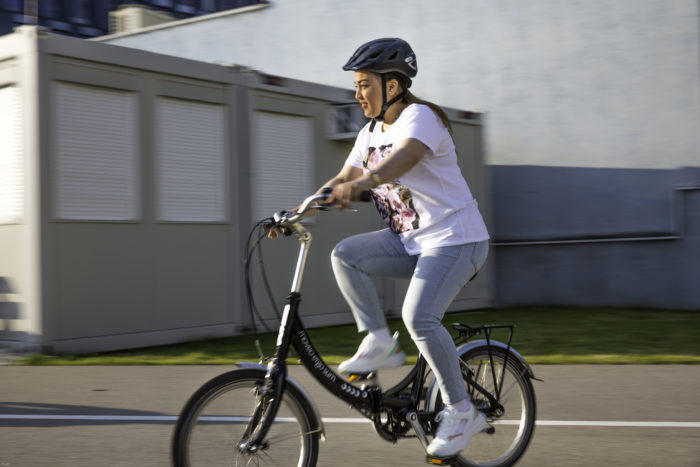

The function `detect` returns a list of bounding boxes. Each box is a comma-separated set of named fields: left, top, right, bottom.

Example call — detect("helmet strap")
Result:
left=369, top=74, right=407, bottom=132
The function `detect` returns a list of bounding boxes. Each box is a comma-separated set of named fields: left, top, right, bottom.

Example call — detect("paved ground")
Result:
left=0, top=364, right=699, bottom=466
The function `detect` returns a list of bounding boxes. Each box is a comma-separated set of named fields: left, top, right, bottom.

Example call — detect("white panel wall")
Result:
left=54, top=82, right=139, bottom=220
left=0, top=86, right=23, bottom=224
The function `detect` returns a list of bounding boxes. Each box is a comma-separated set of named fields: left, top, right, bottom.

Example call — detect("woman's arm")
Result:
left=329, top=138, right=428, bottom=208
left=317, top=164, right=364, bottom=193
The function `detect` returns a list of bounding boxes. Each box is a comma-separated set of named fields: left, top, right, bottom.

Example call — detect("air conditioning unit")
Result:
left=109, top=5, right=174, bottom=34
left=327, top=103, right=368, bottom=140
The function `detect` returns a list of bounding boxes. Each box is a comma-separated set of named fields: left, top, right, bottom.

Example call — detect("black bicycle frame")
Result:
left=244, top=213, right=512, bottom=450
left=246, top=288, right=426, bottom=448
left=246, top=221, right=424, bottom=448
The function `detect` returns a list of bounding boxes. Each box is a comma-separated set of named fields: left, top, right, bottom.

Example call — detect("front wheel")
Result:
left=172, top=368, right=321, bottom=467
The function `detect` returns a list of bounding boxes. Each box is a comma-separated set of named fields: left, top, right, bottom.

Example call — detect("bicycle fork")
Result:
left=239, top=226, right=313, bottom=454
left=237, top=356, right=288, bottom=454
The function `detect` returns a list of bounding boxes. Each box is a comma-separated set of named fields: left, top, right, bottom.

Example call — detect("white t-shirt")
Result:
left=345, top=103, right=490, bottom=255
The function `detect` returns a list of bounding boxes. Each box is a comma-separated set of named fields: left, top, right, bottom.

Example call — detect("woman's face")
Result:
left=353, top=71, right=383, bottom=118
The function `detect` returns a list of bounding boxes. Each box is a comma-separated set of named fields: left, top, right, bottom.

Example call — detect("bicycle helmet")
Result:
left=343, top=38, right=418, bottom=129
left=343, top=37, right=417, bottom=80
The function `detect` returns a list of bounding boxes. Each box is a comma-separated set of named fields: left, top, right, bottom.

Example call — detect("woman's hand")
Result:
left=266, top=207, right=299, bottom=239
left=328, top=180, right=372, bottom=210
left=267, top=226, right=283, bottom=239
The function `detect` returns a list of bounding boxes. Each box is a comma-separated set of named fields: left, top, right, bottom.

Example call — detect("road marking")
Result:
left=0, top=414, right=699, bottom=428
left=0, top=415, right=178, bottom=421
left=534, top=420, right=700, bottom=428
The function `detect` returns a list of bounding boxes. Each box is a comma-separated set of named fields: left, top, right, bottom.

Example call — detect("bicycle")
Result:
left=172, top=191, right=539, bottom=466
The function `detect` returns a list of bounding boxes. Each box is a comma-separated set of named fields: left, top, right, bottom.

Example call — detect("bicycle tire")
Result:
left=172, top=368, right=320, bottom=467
left=429, top=346, right=536, bottom=467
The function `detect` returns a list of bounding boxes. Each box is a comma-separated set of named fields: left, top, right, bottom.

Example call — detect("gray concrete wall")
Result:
left=492, top=166, right=700, bottom=309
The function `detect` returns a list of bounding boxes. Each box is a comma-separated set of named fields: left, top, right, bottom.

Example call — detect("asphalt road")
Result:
left=1, top=364, right=699, bottom=466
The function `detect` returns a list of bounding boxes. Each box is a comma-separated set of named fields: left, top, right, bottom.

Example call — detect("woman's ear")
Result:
left=387, top=77, right=400, bottom=96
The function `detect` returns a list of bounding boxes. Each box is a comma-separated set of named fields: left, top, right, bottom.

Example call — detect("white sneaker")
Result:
left=337, top=331, right=406, bottom=374
left=427, top=403, right=487, bottom=458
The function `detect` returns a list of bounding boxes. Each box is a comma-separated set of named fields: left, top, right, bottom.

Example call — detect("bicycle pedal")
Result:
left=425, top=454, right=457, bottom=465
left=347, top=371, right=376, bottom=382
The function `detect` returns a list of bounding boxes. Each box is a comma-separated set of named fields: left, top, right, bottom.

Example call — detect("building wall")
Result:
left=0, top=29, right=44, bottom=350
left=100, top=0, right=700, bottom=170
left=99, top=0, right=700, bottom=311
left=0, top=0, right=264, bottom=38
left=0, top=28, right=490, bottom=353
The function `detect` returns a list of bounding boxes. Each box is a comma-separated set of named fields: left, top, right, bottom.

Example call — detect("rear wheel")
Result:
left=172, top=368, right=321, bottom=467
left=429, top=347, right=536, bottom=467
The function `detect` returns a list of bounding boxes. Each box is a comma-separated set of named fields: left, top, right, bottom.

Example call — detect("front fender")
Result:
left=236, top=362, right=325, bottom=441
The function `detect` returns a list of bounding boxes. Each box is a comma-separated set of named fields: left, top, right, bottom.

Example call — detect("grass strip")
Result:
left=18, top=307, right=700, bottom=365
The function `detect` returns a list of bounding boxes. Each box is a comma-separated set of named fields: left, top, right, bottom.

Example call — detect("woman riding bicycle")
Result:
left=306, top=37, right=490, bottom=458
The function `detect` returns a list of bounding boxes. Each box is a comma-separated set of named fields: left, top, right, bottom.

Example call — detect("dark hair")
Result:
left=385, top=72, right=452, bottom=132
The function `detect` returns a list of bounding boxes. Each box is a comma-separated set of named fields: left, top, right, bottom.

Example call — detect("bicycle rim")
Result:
left=173, top=369, right=319, bottom=467
left=454, top=348, right=536, bottom=467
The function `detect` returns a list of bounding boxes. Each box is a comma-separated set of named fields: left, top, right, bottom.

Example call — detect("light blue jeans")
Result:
left=331, top=228, right=489, bottom=405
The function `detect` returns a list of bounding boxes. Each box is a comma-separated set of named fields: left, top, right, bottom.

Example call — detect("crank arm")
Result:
left=406, top=411, right=430, bottom=449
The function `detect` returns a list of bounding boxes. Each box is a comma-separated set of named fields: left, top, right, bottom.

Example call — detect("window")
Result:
left=38, top=0, right=63, bottom=19
left=174, top=0, right=196, bottom=15
left=251, top=111, right=314, bottom=221
left=2, top=0, right=23, bottom=13
left=156, top=97, right=227, bottom=222
left=67, top=0, right=92, bottom=24
left=198, top=0, right=216, bottom=12
left=150, top=0, right=174, bottom=8
left=54, top=82, right=139, bottom=221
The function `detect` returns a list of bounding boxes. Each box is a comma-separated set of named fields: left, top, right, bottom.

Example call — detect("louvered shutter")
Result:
left=0, top=86, right=23, bottom=224
left=156, top=97, right=227, bottom=222
left=251, top=111, right=314, bottom=220
left=54, top=82, right=139, bottom=221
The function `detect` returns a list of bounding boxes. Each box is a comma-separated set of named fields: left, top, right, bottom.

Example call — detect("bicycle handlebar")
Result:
left=268, top=190, right=372, bottom=230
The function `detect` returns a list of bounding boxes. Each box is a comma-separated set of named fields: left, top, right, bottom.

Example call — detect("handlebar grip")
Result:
left=359, top=190, right=373, bottom=202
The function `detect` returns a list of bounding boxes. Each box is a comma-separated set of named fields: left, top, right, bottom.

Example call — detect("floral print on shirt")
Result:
left=363, top=144, right=420, bottom=233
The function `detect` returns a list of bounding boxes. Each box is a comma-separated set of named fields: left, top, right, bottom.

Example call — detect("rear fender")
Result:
left=424, top=340, right=538, bottom=413
left=455, top=340, right=537, bottom=380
